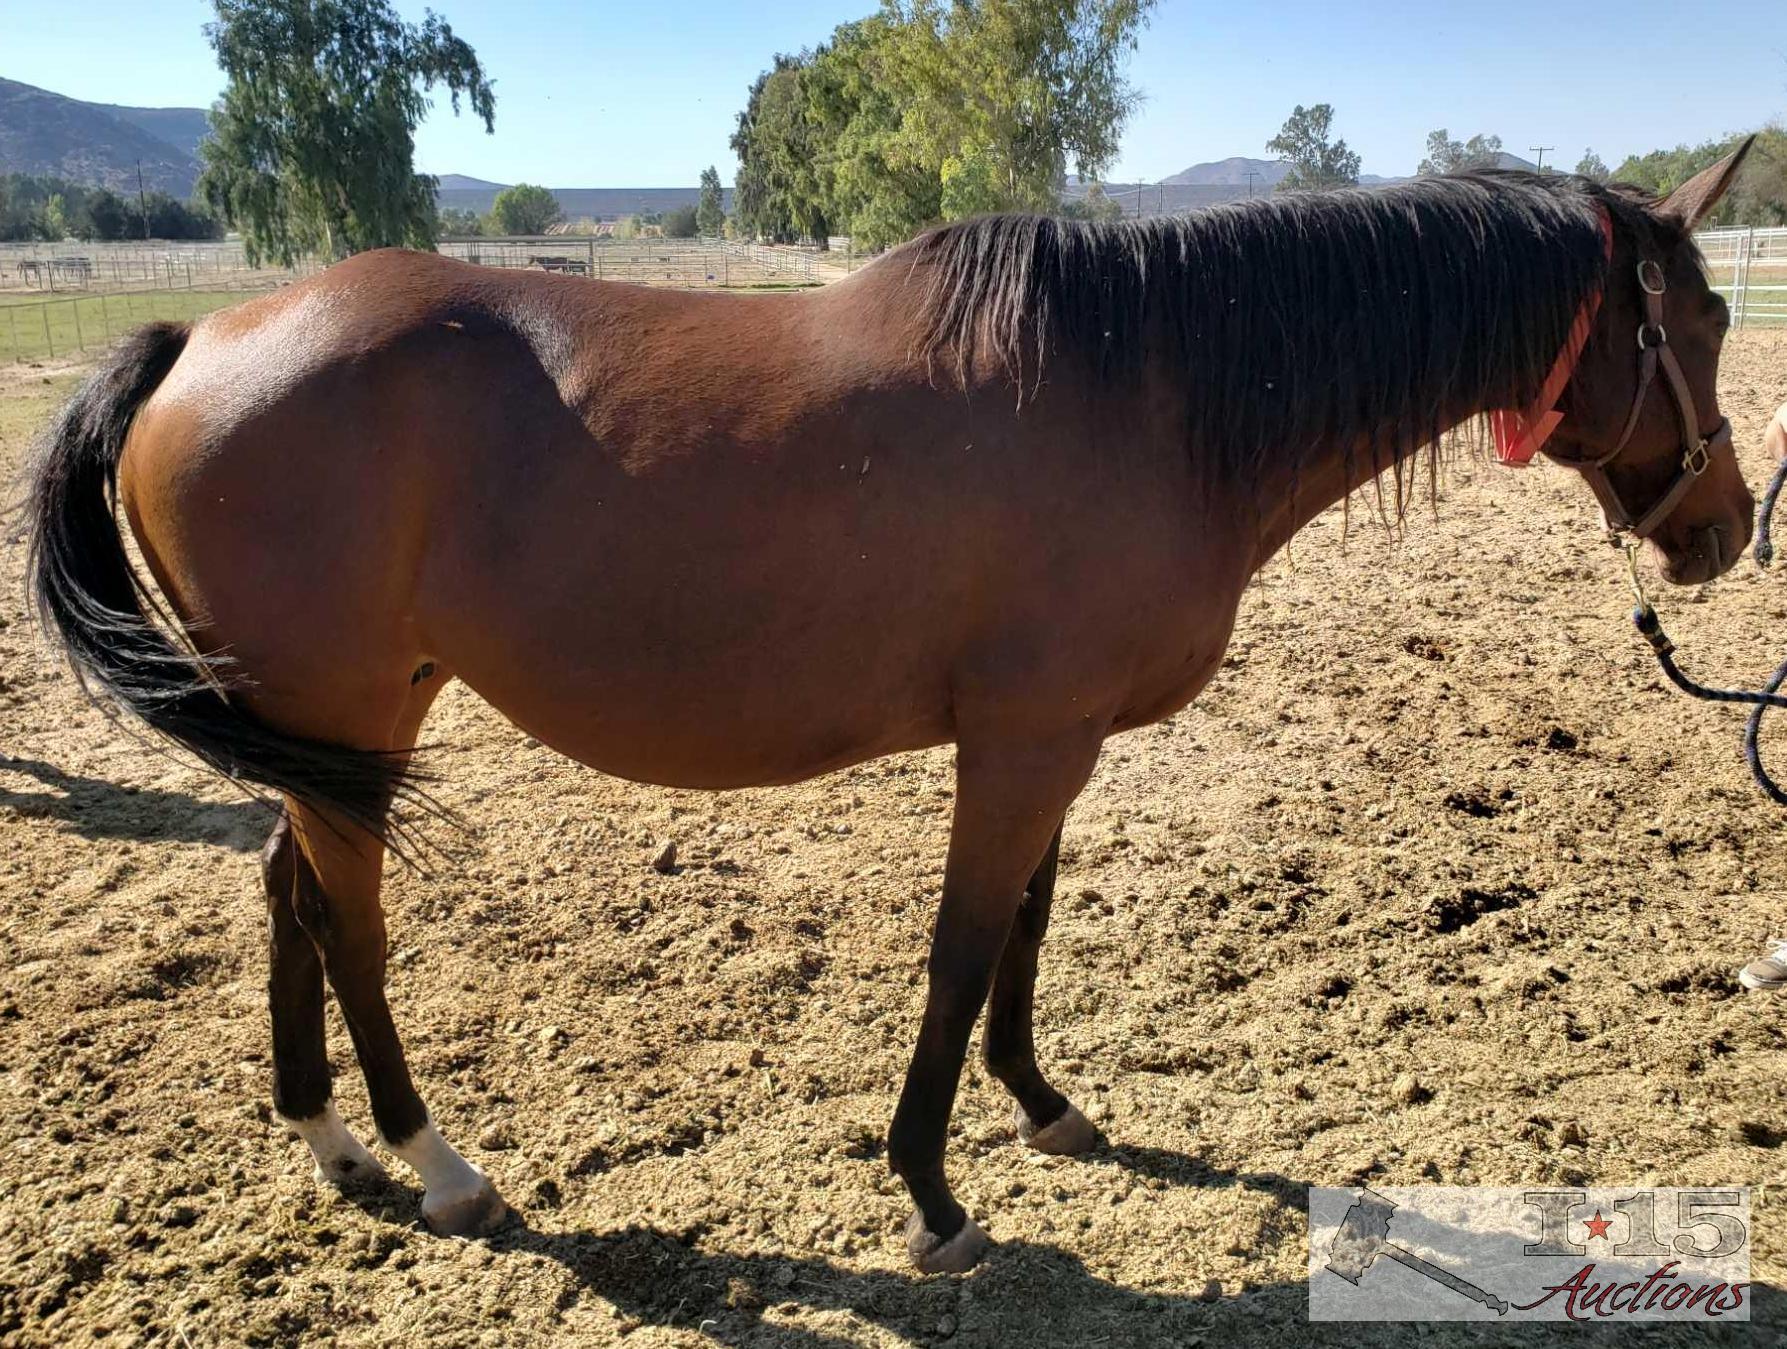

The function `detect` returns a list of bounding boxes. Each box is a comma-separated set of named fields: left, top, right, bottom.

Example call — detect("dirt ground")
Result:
left=2, top=331, right=1787, bottom=1348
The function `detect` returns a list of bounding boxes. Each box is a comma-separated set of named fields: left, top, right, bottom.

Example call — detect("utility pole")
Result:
left=136, top=159, right=150, bottom=239
left=1244, top=170, right=1261, bottom=198
left=1529, top=146, right=1555, bottom=173
left=1134, top=184, right=1143, bottom=218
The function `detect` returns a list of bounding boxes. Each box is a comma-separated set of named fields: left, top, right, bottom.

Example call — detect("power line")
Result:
left=1529, top=146, right=1555, bottom=173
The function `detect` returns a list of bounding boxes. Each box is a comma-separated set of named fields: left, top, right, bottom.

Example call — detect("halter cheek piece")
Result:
left=1567, top=256, right=1735, bottom=541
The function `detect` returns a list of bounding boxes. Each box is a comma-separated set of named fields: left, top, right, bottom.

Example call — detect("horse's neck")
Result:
left=1244, top=428, right=1461, bottom=571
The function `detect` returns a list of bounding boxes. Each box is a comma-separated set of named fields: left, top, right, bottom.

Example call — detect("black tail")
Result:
left=25, top=321, right=438, bottom=853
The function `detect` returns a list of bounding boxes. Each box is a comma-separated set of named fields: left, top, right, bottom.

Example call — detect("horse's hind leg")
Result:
left=287, top=796, right=509, bottom=1236
left=982, top=823, right=1099, bottom=1154
left=264, top=814, right=387, bottom=1186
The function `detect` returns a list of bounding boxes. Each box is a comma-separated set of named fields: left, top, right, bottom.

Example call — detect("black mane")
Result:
left=903, top=173, right=1682, bottom=501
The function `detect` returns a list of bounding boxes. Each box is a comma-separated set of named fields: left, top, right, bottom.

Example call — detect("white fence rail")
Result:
left=1697, top=225, right=1787, bottom=327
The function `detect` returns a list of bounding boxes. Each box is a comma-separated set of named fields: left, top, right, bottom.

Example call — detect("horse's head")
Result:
left=1543, top=137, right=1756, bottom=585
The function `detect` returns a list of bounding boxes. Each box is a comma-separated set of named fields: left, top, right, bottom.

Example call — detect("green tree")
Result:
left=42, top=193, right=69, bottom=240
left=1574, top=149, right=1610, bottom=183
left=0, top=175, right=219, bottom=241
left=438, top=205, right=484, bottom=235
left=731, top=1, right=1153, bottom=249
left=489, top=183, right=562, bottom=235
left=801, top=16, right=940, bottom=249
left=1614, top=126, right=1786, bottom=226
left=136, top=192, right=225, bottom=240
left=199, top=0, right=495, bottom=265
left=731, top=55, right=831, bottom=242
left=1061, top=181, right=1123, bottom=223
left=1418, top=129, right=1503, bottom=175
left=696, top=165, right=725, bottom=235
left=661, top=203, right=699, bottom=238
left=613, top=214, right=643, bottom=240
left=84, top=189, right=134, bottom=241
left=886, top=0, right=1153, bottom=216
left=1267, top=104, right=1361, bottom=191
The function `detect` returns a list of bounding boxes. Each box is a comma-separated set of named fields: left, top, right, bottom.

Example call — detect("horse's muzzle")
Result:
left=1658, top=521, right=1749, bottom=585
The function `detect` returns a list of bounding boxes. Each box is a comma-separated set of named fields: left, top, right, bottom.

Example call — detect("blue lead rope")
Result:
left=1629, top=455, right=1787, bottom=805
left=1755, top=454, right=1787, bottom=569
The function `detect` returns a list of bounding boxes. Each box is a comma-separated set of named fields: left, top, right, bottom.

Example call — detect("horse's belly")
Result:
left=421, top=555, right=965, bottom=790
left=449, top=646, right=957, bottom=789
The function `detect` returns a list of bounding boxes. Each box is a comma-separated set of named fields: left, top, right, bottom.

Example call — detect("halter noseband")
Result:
left=1493, top=208, right=1734, bottom=542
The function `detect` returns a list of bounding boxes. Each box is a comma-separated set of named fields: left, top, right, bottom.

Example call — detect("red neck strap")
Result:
left=1490, top=207, right=1615, bottom=466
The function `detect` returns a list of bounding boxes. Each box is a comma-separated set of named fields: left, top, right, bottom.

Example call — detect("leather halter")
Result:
left=1558, top=255, right=1735, bottom=541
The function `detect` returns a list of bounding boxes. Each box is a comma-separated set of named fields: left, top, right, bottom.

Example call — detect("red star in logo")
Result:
left=1582, top=1210, right=1614, bottom=1241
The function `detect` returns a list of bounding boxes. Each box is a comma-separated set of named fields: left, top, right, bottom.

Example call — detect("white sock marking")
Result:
left=388, top=1116, right=487, bottom=1207
left=281, top=1101, right=385, bottom=1185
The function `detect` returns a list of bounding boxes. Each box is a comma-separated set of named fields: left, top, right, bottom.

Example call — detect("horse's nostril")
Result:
left=1705, top=528, right=1724, bottom=576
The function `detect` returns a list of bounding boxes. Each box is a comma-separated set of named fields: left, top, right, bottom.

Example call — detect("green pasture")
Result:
left=0, top=289, right=266, bottom=362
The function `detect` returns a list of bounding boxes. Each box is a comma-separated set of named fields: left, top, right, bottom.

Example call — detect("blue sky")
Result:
left=2, top=0, right=1783, bottom=186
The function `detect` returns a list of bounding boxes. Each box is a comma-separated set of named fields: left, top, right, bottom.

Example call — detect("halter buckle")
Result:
left=1637, top=259, right=1666, bottom=295
left=1637, top=322, right=1667, bottom=351
left=1684, top=440, right=1710, bottom=476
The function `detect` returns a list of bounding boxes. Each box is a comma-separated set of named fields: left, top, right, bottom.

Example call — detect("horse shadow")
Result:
left=0, top=755, right=269, bottom=849
left=482, top=1218, right=1779, bottom=1348
left=337, top=1133, right=1777, bottom=1347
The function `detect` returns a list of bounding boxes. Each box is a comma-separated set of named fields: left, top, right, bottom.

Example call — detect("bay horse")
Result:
left=25, top=143, right=1754, bottom=1273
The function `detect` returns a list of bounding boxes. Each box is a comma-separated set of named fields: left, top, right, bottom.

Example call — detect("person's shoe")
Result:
left=1738, top=940, right=1787, bottom=991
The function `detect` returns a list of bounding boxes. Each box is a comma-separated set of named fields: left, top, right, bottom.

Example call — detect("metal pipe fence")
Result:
left=0, top=237, right=834, bottom=363
left=0, top=285, right=286, bottom=363
left=0, top=240, right=310, bottom=297
left=435, top=236, right=818, bottom=286
left=1698, top=225, right=1787, bottom=327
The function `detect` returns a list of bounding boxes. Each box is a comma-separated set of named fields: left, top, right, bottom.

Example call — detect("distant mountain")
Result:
left=1063, top=178, right=1259, bottom=213
left=435, top=173, right=507, bottom=192
left=1065, top=155, right=1410, bottom=217
left=1161, top=156, right=1398, bottom=188
left=1160, top=157, right=1292, bottom=188
left=0, top=76, right=207, bottom=195
left=101, top=103, right=212, bottom=162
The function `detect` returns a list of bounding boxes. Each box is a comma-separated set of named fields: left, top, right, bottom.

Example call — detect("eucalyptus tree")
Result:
left=199, top=0, right=495, bottom=264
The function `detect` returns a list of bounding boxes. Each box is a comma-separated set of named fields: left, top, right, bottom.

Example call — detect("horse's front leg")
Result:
left=888, top=732, right=1102, bottom=1273
left=983, top=824, right=1099, bottom=1153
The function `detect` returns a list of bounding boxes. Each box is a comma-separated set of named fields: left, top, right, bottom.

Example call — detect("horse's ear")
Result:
left=1656, top=135, right=1756, bottom=230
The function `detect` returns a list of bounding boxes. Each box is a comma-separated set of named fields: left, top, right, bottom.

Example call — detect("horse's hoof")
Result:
left=905, top=1209, right=990, bottom=1274
left=421, top=1177, right=510, bottom=1237
left=313, top=1152, right=390, bottom=1189
left=1015, top=1101, right=1099, bottom=1155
